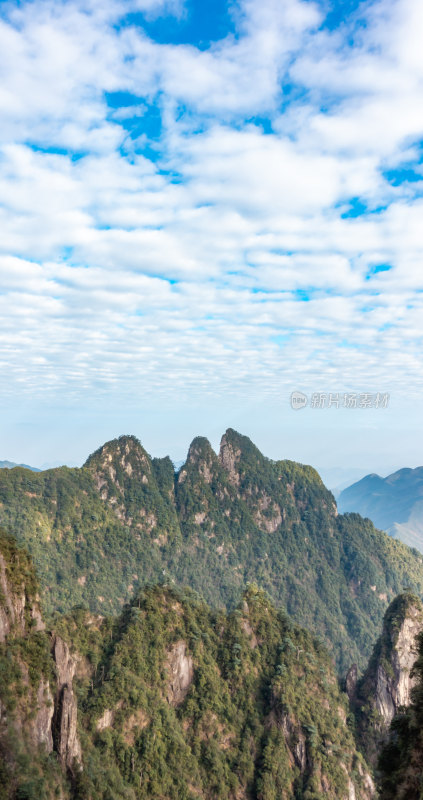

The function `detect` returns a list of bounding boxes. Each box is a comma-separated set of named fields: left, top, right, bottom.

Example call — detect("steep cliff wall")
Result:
left=378, top=627, right=423, bottom=799
left=0, top=528, right=80, bottom=798
left=52, top=635, right=82, bottom=770
left=353, top=592, right=423, bottom=765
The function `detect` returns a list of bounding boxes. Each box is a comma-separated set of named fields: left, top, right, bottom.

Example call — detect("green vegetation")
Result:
left=0, top=532, right=374, bottom=800
left=58, top=584, right=370, bottom=800
left=0, top=527, right=38, bottom=604
left=0, top=528, right=69, bottom=800
left=0, top=455, right=168, bottom=615
left=2, top=430, right=423, bottom=673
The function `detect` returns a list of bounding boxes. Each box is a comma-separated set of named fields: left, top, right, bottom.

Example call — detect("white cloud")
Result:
left=1, top=0, right=423, bottom=430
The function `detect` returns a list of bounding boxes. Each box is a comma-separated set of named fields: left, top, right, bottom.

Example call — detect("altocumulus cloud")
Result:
left=1, top=0, right=423, bottom=410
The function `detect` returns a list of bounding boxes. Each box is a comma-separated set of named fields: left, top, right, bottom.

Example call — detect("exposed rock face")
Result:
left=241, top=601, right=259, bottom=648
left=0, top=534, right=81, bottom=776
left=355, top=593, right=423, bottom=765
left=377, top=630, right=423, bottom=799
left=253, top=490, right=282, bottom=533
left=358, top=764, right=376, bottom=799
left=374, top=596, right=423, bottom=726
left=166, top=640, right=194, bottom=706
left=346, top=663, right=358, bottom=701
left=219, top=432, right=241, bottom=485
left=274, top=707, right=375, bottom=799
left=0, top=552, right=44, bottom=641
left=0, top=553, right=25, bottom=640
left=33, top=677, right=54, bottom=751
left=187, top=438, right=215, bottom=481
left=96, top=707, right=114, bottom=731
left=0, top=529, right=81, bottom=798
left=53, top=685, right=81, bottom=769
left=280, top=711, right=308, bottom=771
left=86, top=436, right=180, bottom=545
left=177, top=438, right=220, bottom=505
left=0, top=537, right=53, bottom=756
left=2, top=631, right=81, bottom=772
left=52, top=635, right=82, bottom=770
left=85, top=435, right=152, bottom=517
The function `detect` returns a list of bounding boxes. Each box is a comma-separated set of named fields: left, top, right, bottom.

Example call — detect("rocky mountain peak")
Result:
left=84, top=436, right=181, bottom=542
left=219, top=428, right=252, bottom=484
left=84, top=435, right=154, bottom=519
left=219, top=428, right=271, bottom=481
left=85, top=435, right=151, bottom=480
left=178, top=436, right=218, bottom=485
left=186, top=436, right=214, bottom=464
left=219, top=430, right=241, bottom=478
left=377, top=593, right=423, bottom=720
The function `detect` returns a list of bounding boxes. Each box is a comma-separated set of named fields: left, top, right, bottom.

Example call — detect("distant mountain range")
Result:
left=0, top=459, right=40, bottom=471
left=317, top=466, right=371, bottom=496
left=338, top=467, right=423, bottom=552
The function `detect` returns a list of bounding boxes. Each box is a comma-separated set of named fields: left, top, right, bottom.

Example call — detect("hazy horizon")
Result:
left=1, top=411, right=418, bottom=490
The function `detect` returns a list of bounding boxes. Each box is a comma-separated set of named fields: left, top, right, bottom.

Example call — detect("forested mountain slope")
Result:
left=61, top=583, right=376, bottom=800
left=1, top=430, right=423, bottom=672
left=0, top=527, right=375, bottom=800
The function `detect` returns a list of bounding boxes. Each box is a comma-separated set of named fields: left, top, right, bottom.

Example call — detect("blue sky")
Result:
left=1, top=0, right=423, bottom=476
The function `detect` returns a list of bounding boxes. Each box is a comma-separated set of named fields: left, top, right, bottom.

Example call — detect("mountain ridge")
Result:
left=1, top=430, right=423, bottom=673
left=0, top=459, right=40, bottom=472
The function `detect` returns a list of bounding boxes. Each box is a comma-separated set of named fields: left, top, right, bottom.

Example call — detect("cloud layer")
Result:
left=1, top=0, right=423, bottom=420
